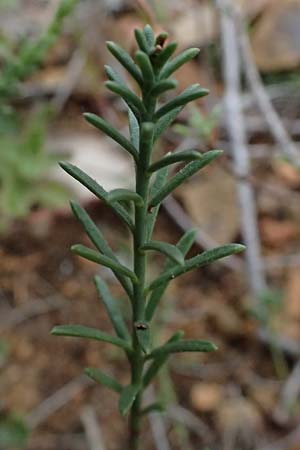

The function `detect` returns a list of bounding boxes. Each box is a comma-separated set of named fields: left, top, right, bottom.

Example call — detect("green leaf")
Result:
left=160, top=48, right=200, bottom=79
left=106, top=41, right=143, bottom=85
left=141, top=240, right=184, bottom=265
left=155, top=31, right=169, bottom=47
left=144, top=25, right=155, bottom=48
left=141, top=402, right=165, bottom=415
left=134, top=28, right=149, bottom=53
left=135, top=51, right=154, bottom=86
left=70, top=201, right=114, bottom=256
left=146, top=166, right=169, bottom=240
left=107, top=188, right=144, bottom=206
left=128, top=108, right=140, bottom=150
left=104, top=64, right=125, bottom=85
left=94, top=276, right=130, bottom=340
left=153, top=107, right=182, bottom=142
left=149, top=150, right=222, bottom=207
left=84, top=112, right=138, bottom=162
left=71, top=244, right=138, bottom=284
left=147, top=243, right=246, bottom=292
left=105, top=81, right=146, bottom=117
left=154, top=84, right=209, bottom=120
left=143, top=331, right=184, bottom=387
left=135, top=321, right=151, bottom=354
left=119, top=384, right=140, bottom=416
left=70, top=201, right=132, bottom=297
left=153, top=42, right=177, bottom=70
left=84, top=367, right=122, bottom=393
left=148, top=149, right=202, bottom=173
left=147, top=339, right=217, bottom=359
left=145, top=229, right=197, bottom=321
left=51, top=325, right=132, bottom=352
left=150, top=79, right=178, bottom=97
left=59, top=162, right=134, bottom=231
left=0, top=416, right=29, bottom=449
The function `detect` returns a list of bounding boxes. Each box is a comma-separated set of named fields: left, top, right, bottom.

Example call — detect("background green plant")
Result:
left=0, top=0, right=78, bottom=230
left=0, top=339, right=29, bottom=449
left=51, top=25, right=245, bottom=449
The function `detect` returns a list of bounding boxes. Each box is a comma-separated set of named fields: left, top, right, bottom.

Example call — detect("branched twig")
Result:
left=217, top=0, right=266, bottom=298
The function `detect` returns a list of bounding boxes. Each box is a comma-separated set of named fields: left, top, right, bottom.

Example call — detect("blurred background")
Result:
left=1, top=0, right=300, bottom=449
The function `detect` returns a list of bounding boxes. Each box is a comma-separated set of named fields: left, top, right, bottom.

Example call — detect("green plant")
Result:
left=173, top=104, right=221, bottom=145
left=0, top=108, right=70, bottom=230
left=0, top=339, right=29, bottom=449
left=51, top=25, right=245, bottom=449
left=0, top=0, right=78, bottom=229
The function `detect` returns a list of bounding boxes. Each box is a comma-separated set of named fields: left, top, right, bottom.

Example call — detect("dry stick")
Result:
left=145, top=387, right=171, bottom=450
left=0, top=295, right=64, bottom=333
left=236, top=9, right=300, bottom=167
left=256, top=425, right=300, bottom=450
left=273, top=359, right=300, bottom=424
left=167, top=405, right=214, bottom=444
left=27, top=375, right=92, bottom=428
left=51, top=48, right=86, bottom=114
left=80, top=405, right=107, bottom=450
left=216, top=0, right=267, bottom=298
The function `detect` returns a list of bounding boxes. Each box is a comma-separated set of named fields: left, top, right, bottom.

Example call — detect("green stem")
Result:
left=129, top=120, right=155, bottom=450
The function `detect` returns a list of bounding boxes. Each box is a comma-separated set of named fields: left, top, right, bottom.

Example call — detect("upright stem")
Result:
left=129, top=121, right=154, bottom=450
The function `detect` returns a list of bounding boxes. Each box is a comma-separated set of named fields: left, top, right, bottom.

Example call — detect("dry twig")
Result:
left=216, top=0, right=266, bottom=298
left=80, top=405, right=107, bottom=450
left=27, top=375, right=92, bottom=428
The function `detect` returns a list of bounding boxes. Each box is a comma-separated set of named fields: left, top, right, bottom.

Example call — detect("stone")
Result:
left=251, top=0, right=300, bottom=71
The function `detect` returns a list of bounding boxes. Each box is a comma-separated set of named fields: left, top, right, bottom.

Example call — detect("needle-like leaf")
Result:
left=105, top=81, right=146, bottom=117
left=147, top=339, right=217, bottom=360
left=141, top=240, right=184, bottom=265
left=135, top=51, right=154, bottom=86
left=153, top=107, right=183, bottom=142
left=59, top=162, right=134, bottom=231
left=144, top=25, right=155, bottom=48
left=94, top=276, right=130, bottom=341
left=146, top=166, right=169, bottom=240
left=84, top=112, right=139, bottom=162
left=70, top=201, right=132, bottom=297
left=145, top=229, right=197, bottom=321
left=152, top=42, right=177, bottom=70
left=107, top=189, right=144, bottom=206
left=106, top=41, right=143, bottom=85
left=119, top=384, right=140, bottom=416
left=51, top=325, right=132, bottom=352
left=148, top=149, right=202, bottom=173
left=154, top=84, right=209, bottom=120
left=128, top=108, right=140, bottom=150
left=147, top=244, right=246, bottom=292
left=134, top=28, right=149, bottom=53
left=159, top=48, right=200, bottom=79
left=150, top=79, right=178, bottom=97
left=149, top=150, right=222, bottom=208
left=143, top=331, right=184, bottom=387
left=84, top=367, right=122, bottom=393
left=71, top=244, right=138, bottom=284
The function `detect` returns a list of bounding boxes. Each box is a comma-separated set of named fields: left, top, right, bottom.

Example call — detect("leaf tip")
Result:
left=50, top=326, right=59, bottom=336
left=233, top=243, right=246, bottom=253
